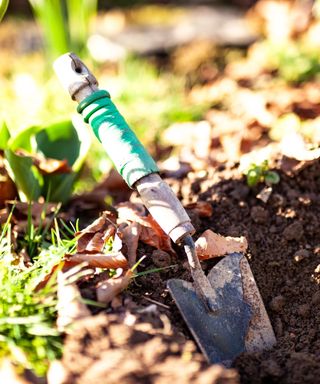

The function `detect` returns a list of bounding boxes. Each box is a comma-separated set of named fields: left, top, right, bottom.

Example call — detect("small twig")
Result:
left=142, top=296, right=170, bottom=309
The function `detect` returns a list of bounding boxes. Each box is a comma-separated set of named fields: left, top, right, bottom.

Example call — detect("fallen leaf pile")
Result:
left=54, top=202, right=176, bottom=307
left=65, top=210, right=130, bottom=270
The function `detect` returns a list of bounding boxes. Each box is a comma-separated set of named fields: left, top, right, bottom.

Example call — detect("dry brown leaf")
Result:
left=0, top=157, right=17, bottom=207
left=15, top=149, right=71, bottom=175
left=64, top=252, right=128, bottom=269
left=96, top=269, right=133, bottom=304
left=116, top=201, right=146, bottom=223
left=35, top=158, right=71, bottom=175
left=118, top=222, right=142, bottom=267
left=185, top=201, right=213, bottom=218
left=116, top=202, right=175, bottom=254
left=0, top=207, right=9, bottom=224
left=76, top=211, right=117, bottom=254
left=35, top=260, right=89, bottom=291
left=138, top=215, right=174, bottom=253
left=56, top=270, right=91, bottom=332
left=195, top=229, right=248, bottom=260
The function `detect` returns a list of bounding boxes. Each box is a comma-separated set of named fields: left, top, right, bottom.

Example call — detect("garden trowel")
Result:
left=53, top=53, right=276, bottom=367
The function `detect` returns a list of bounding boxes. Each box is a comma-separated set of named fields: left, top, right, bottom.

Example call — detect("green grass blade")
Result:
left=28, top=0, right=69, bottom=59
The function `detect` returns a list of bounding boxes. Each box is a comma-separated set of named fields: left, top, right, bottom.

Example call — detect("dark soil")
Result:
left=195, top=159, right=320, bottom=384
left=60, top=312, right=238, bottom=384
left=60, top=154, right=320, bottom=384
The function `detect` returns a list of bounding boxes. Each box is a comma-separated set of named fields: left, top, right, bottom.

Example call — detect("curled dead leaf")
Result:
left=118, top=222, right=142, bottom=267
left=76, top=211, right=117, bottom=254
left=15, top=149, right=72, bottom=175
left=185, top=201, right=213, bottom=218
left=195, top=229, right=248, bottom=260
left=0, top=159, right=17, bottom=207
left=116, top=202, right=175, bottom=254
left=64, top=252, right=128, bottom=269
left=116, top=201, right=146, bottom=223
left=96, top=269, right=133, bottom=304
left=138, top=215, right=174, bottom=253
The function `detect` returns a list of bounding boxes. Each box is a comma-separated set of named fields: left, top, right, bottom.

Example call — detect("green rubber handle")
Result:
left=77, top=90, right=159, bottom=188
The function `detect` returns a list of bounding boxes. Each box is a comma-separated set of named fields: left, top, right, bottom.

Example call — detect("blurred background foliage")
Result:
left=1, top=0, right=320, bottom=196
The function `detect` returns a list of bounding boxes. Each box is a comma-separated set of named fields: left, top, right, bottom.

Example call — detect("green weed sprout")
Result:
left=245, top=160, right=280, bottom=188
left=0, top=217, right=77, bottom=376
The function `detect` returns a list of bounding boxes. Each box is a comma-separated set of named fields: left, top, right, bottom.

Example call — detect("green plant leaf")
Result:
left=35, top=119, right=90, bottom=202
left=265, top=171, right=280, bottom=185
left=0, top=120, right=10, bottom=150
left=0, top=0, right=9, bottom=23
left=28, top=0, right=69, bottom=59
left=5, top=120, right=90, bottom=202
left=5, top=125, right=42, bottom=201
left=5, top=150, right=43, bottom=201
left=246, top=169, right=260, bottom=187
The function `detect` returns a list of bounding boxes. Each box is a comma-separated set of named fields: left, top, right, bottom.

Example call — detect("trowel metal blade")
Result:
left=167, top=253, right=262, bottom=366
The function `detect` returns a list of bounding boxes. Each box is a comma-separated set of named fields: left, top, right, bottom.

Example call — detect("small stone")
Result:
left=297, top=304, right=310, bottom=317
left=269, top=295, right=285, bottom=313
left=311, top=291, right=320, bottom=305
left=314, top=264, right=320, bottom=274
left=314, top=245, right=320, bottom=255
left=283, top=222, right=304, bottom=241
left=270, top=193, right=285, bottom=207
left=250, top=206, right=269, bottom=224
left=151, top=250, right=172, bottom=268
left=293, top=249, right=310, bottom=263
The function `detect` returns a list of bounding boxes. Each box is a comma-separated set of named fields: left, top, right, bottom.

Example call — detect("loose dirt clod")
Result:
left=283, top=222, right=304, bottom=241
left=60, top=313, right=239, bottom=384
left=293, top=249, right=310, bottom=262
left=250, top=206, right=269, bottom=224
left=151, top=249, right=172, bottom=268
left=269, top=295, right=286, bottom=313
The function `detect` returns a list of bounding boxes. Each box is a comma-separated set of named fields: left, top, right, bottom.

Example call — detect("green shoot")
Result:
left=245, top=160, right=280, bottom=188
